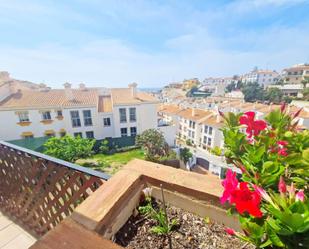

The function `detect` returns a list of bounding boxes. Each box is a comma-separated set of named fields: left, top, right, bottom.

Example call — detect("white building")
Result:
left=242, top=69, right=279, bottom=87
left=0, top=82, right=159, bottom=141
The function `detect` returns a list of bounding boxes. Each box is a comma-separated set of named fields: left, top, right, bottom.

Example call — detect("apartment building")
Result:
left=282, top=64, right=309, bottom=84
left=0, top=82, right=159, bottom=141
left=241, top=69, right=279, bottom=87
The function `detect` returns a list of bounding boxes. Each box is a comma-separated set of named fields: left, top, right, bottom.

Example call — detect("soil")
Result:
left=114, top=199, right=254, bottom=249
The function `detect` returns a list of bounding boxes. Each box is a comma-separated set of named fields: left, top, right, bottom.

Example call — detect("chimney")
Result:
left=79, top=83, right=86, bottom=91
left=38, top=83, right=50, bottom=92
left=216, top=114, right=221, bottom=123
left=192, top=108, right=196, bottom=116
left=64, top=82, right=74, bottom=101
left=128, top=82, right=137, bottom=98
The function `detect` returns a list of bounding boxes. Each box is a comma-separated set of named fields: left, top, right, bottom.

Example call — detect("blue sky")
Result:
left=0, top=0, right=309, bottom=88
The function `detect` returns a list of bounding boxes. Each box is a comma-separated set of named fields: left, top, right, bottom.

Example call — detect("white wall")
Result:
left=113, top=103, right=158, bottom=137
left=97, top=113, right=115, bottom=139
left=62, top=106, right=98, bottom=139
left=0, top=109, right=65, bottom=141
left=158, top=125, right=177, bottom=147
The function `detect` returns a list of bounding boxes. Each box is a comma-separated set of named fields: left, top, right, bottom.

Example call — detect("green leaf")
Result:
left=281, top=212, right=304, bottom=231
left=302, top=148, right=309, bottom=162
left=266, top=225, right=285, bottom=247
left=262, top=161, right=278, bottom=174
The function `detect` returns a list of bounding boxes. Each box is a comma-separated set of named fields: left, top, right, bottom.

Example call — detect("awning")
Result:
left=44, top=130, right=55, bottom=135
left=21, top=132, right=33, bottom=137
left=59, top=128, right=66, bottom=133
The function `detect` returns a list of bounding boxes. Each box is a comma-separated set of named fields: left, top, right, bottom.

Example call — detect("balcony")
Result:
left=0, top=141, right=109, bottom=248
left=0, top=141, right=241, bottom=248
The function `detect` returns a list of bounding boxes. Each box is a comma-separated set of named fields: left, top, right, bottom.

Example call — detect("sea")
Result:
left=138, top=87, right=162, bottom=93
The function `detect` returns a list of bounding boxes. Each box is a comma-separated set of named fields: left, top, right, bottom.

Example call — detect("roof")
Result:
left=158, top=104, right=182, bottom=115
left=0, top=89, right=98, bottom=109
left=178, top=108, right=212, bottom=121
left=98, top=96, right=113, bottom=113
left=199, top=114, right=224, bottom=128
left=284, top=65, right=309, bottom=72
left=111, top=88, right=158, bottom=105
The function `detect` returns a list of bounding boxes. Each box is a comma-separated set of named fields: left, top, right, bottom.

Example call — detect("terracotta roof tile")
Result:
left=0, top=89, right=98, bottom=109
left=178, top=108, right=212, bottom=121
left=111, top=88, right=158, bottom=105
left=158, top=104, right=182, bottom=115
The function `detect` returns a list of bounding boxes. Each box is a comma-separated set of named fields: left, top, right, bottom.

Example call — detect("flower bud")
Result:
left=296, top=190, right=305, bottom=202
left=278, top=176, right=287, bottom=194
left=225, top=227, right=235, bottom=236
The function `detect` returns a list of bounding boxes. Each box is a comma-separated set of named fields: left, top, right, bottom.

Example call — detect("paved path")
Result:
left=0, top=211, right=36, bottom=249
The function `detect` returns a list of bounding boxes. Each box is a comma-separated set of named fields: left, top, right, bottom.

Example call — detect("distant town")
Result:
left=0, top=62, right=308, bottom=179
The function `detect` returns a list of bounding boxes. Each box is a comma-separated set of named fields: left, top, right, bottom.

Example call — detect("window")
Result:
left=18, top=112, right=29, bottom=122
left=42, top=111, right=51, bottom=120
left=86, top=131, right=94, bottom=139
left=130, top=127, right=137, bottom=136
left=103, top=117, right=111, bottom=127
left=192, top=121, right=195, bottom=129
left=203, top=136, right=207, bottom=144
left=207, top=137, right=212, bottom=146
left=129, top=108, right=136, bottom=122
left=189, top=120, right=192, bottom=128
left=120, top=128, right=127, bottom=137
left=74, top=132, right=83, bottom=138
left=188, top=130, right=191, bottom=137
left=57, top=110, right=63, bottom=117
left=192, top=131, right=195, bottom=138
left=83, top=110, right=92, bottom=126
left=119, top=108, right=127, bottom=123
left=204, top=125, right=208, bottom=134
left=209, top=127, right=213, bottom=135
left=70, top=111, right=81, bottom=127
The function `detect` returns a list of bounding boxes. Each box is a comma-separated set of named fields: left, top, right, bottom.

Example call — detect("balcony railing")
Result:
left=0, top=141, right=109, bottom=238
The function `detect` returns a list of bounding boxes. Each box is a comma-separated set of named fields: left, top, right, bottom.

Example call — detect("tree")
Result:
left=136, top=129, right=174, bottom=162
left=241, top=82, right=265, bottom=102
left=179, top=147, right=193, bottom=164
left=226, top=82, right=236, bottom=93
left=264, top=87, right=283, bottom=104
left=303, top=87, right=309, bottom=101
left=44, top=135, right=95, bottom=162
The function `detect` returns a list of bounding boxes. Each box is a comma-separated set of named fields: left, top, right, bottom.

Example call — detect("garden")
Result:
left=43, top=129, right=185, bottom=175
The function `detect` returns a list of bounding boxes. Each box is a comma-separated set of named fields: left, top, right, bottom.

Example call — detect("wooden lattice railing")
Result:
left=0, top=141, right=109, bottom=237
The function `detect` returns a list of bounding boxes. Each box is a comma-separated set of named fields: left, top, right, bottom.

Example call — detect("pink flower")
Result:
left=220, top=169, right=239, bottom=204
left=296, top=190, right=305, bottom=202
left=278, top=176, right=287, bottom=194
left=239, top=112, right=267, bottom=138
left=277, top=141, right=288, bottom=156
left=278, top=148, right=288, bottom=156
left=225, top=227, right=235, bottom=236
left=277, top=140, right=288, bottom=146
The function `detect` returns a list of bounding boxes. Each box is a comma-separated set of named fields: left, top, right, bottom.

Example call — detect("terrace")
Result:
left=0, top=141, right=240, bottom=249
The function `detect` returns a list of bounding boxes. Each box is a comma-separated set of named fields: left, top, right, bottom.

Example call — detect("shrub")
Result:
left=179, top=147, right=193, bottom=164
left=99, top=139, right=110, bottom=154
left=136, top=129, right=176, bottom=163
left=44, top=135, right=95, bottom=162
left=220, top=105, right=309, bottom=248
left=210, top=146, right=222, bottom=156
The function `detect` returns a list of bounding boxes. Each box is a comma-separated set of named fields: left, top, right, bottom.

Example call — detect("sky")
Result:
left=0, top=0, right=309, bottom=88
